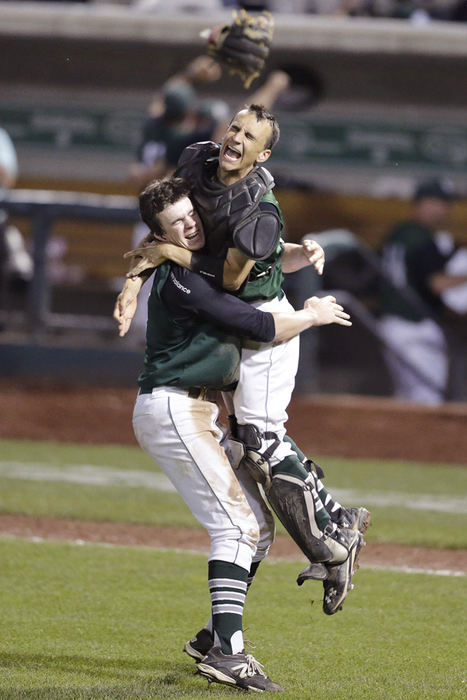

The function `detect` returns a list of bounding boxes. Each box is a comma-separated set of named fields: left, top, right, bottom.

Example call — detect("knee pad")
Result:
left=233, top=422, right=281, bottom=490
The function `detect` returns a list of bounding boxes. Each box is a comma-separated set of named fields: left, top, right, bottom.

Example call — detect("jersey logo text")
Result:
left=170, top=272, right=191, bottom=295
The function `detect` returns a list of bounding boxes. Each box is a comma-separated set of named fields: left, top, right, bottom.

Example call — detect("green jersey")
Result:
left=379, top=220, right=448, bottom=322
left=138, top=262, right=275, bottom=392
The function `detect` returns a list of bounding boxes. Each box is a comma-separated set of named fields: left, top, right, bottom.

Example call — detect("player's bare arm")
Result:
left=125, top=241, right=255, bottom=290
left=272, top=295, right=351, bottom=342
left=163, top=265, right=351, bottom=345
left=113, top=275, right=145, bottom=337
left=281, top=240, right=325, bottom=275
left=125, top=238, right=325, bottom=287
left=118, top=238, right=325, bottom=335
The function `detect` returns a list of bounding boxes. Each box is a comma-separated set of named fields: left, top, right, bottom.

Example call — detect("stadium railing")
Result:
left=1, top=190, right=139, bottom=339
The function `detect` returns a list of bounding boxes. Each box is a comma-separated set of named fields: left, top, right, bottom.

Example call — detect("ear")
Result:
left=256, top=149, right=271, bottom=164
left=153, top=231, right=166, bottom=242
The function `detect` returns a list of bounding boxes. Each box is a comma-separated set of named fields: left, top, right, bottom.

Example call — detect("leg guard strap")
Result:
left=234, top=422, right=281, bottom=488
left=304, top=458, right=325, bottom=480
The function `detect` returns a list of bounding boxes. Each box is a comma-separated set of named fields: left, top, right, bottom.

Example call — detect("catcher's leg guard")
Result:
left=264, top=456, right=350, bottom=564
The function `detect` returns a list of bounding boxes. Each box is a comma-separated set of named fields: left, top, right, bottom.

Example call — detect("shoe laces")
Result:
left=244, top=654, right=267, bottom=678
left=242, top=626, right=256, bottom=651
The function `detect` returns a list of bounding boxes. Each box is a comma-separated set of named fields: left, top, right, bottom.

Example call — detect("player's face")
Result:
left=218, top=110, right=272, bottom=182
left=157, top=197, right=205, bottom=250
left=416, top=197, right=451, bottom=229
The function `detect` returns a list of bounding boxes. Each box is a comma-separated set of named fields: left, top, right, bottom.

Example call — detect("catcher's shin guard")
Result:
left=264, top=459, right=349, bottom=564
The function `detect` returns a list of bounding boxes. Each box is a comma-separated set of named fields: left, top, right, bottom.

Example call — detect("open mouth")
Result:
left=186, top=230, right=200, bottom=241
left=223, top=145, right=241, bottom=162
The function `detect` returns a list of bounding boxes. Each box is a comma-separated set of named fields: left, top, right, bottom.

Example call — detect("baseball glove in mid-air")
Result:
left=203, top=9, right=274, bottom=89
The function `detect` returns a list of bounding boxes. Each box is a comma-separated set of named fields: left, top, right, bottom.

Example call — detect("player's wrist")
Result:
left=304, top=307, right=318, bottom=327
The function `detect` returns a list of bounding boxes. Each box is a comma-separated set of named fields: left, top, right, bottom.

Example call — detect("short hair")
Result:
left=235, top=103, right=280, bottom=150
left=139, top=177, right=191, bottom=234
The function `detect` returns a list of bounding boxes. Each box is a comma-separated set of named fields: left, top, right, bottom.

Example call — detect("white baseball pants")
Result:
left=233, top=294, right=300, bottom=466
left=379, top=315, right=448, bottom=405
left=132, top=387, right=275, bottom=571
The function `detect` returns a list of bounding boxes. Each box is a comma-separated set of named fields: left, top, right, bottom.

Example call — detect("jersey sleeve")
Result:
left=162, top=266, right=275, bottom=343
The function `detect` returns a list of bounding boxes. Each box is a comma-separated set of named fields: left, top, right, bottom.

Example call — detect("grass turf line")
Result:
left=1, top=439, right=467, bottom=549
left=1, top=538, right=466, bottom=699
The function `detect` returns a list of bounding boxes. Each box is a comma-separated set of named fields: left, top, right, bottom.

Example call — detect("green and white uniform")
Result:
left=379, top=219, right=450, bottom=403
left=133, top=261, right=280, bottom=655
left=176, top=141, right=300, bottom=468
left=133, top=261, right=277, bottom=569
left=175, top=142, right=348, bottom=568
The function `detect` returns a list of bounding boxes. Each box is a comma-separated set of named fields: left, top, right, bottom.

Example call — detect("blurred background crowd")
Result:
left=1, top=0, right=466, bottom=404
left=19, top=0, right=467, bottom=23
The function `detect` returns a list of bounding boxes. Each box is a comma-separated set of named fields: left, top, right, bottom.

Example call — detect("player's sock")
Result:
left=203, top=560, right=260, bottom=637
left=209, top=560, right=248, bottom=655
left=283, top=434, right=307, bottom=462
left=203, top=615, right=213, bottom=634
left=315, top=476, right=344, bottom=520
left=271, top=456, right=331, bottom=531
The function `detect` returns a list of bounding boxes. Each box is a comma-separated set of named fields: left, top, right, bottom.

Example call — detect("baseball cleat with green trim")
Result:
left=197, top=646, right=283, bottom=692
left=183, top=628, right=214, bottom=662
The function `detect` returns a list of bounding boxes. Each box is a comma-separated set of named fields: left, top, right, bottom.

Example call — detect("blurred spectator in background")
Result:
left=0, top=126, right=33, bottom=319
left=0, top=127, right=17, bottom=195
left=225, top=0, right=459, bottom=17
left=329, top=0, right=457, bottom=20
left=378, top=176, right=467, bottom=404
left=128, top=56, right=227, bottom=192
left=450, top=0, right=467, bottom=19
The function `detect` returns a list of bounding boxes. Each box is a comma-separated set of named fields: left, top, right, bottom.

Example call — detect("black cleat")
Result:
left=323, top=531, right=364, bottom=615
left=197, top=646, right=283, bottom=692
left=296, top=562, right=329, bottom=584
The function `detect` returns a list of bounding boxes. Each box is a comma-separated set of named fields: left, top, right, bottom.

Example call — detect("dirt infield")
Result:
left=0, top=514, right=466, bottom=575
left=1, top=380, right=466, bottom=574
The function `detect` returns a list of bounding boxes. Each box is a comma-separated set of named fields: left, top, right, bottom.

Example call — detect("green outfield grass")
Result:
left=1, top=438, right=466, bottom=549
left=0, top=538, right=466, bottom=699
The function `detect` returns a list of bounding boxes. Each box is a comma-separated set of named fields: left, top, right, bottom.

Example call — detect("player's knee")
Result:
left=242, top=515, right=261, bottom=553
left=254, top=521, right=275, bottom=561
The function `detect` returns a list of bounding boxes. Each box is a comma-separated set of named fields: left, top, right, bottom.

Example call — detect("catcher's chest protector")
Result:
left=177, top=142, right=274, bottom=257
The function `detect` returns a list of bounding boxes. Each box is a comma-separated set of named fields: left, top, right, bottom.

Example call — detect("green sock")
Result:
left=283, top=434, right=307, bottom=462
left=208, top=560, right=248, bottom=655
